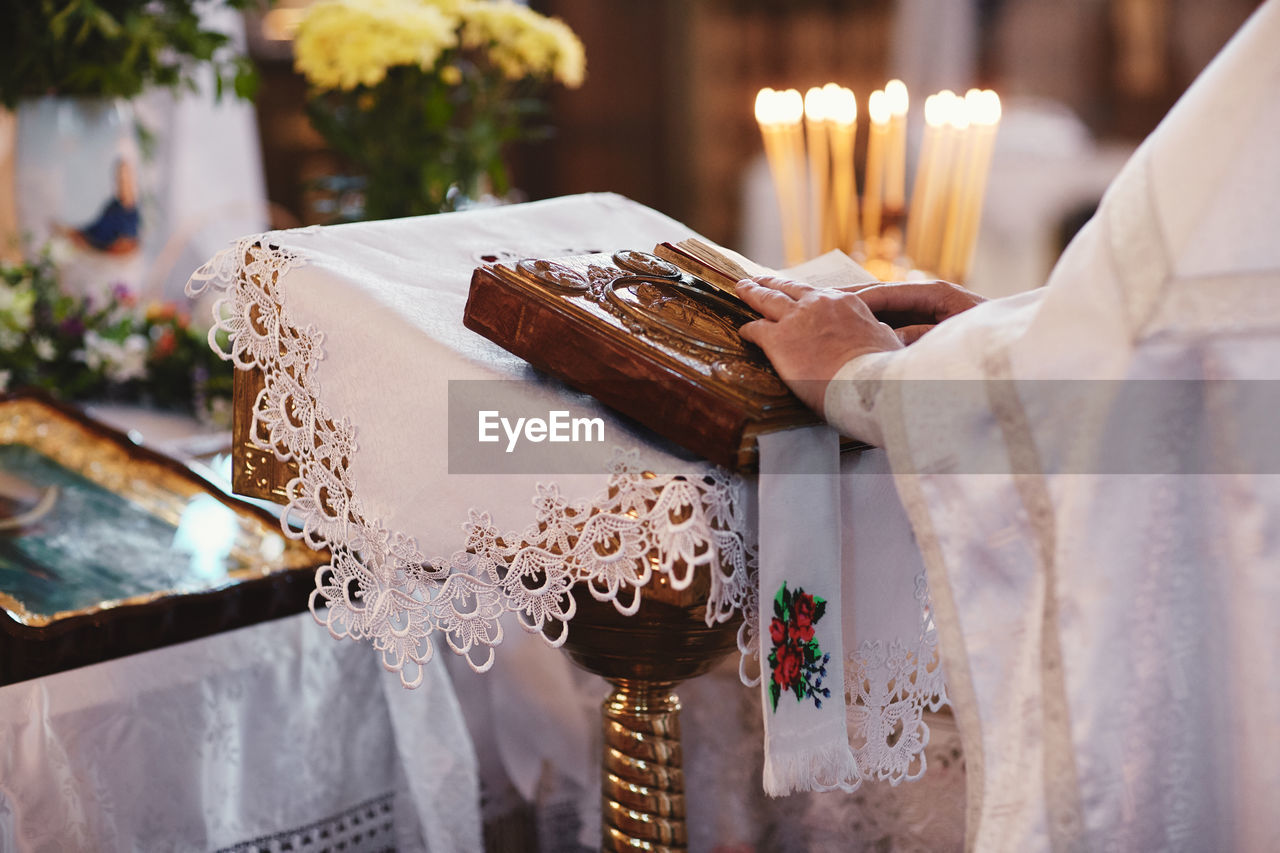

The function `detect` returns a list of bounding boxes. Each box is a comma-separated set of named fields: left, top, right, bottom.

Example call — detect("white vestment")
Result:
left=825, top=2, right=1280, bottom=849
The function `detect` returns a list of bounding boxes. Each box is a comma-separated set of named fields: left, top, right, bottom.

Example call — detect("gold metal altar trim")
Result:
left=0, top=586, right=198, bottom=630
left=0, top=395, right=320, bottom=628
left=231, top=364, right=298, bottom=502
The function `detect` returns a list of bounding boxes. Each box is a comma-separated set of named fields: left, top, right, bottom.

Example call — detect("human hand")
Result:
left=735, top=275, right=903, bottom=416
left=844, top=280, right=985, bottom=344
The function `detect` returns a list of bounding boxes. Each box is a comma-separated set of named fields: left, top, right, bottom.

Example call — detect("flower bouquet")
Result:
left=0, top=253, right=231, bottom=421
left=294, top=0, right=586, bottom=219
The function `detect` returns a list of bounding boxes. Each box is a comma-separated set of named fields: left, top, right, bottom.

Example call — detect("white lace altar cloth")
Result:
left=186, top=193, right=950, bottom=794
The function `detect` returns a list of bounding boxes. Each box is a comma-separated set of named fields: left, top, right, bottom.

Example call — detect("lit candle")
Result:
left=804, top=86, right=831, bottom=257
left=747, top=88, right=798, bottom=263
left=906, top=93, right=939, bottom=266
left=884, top=79, right=909, bottom=213
left=908, top=90, right=957, bottom=273
left=778, top=88, right=809, bottom=265
left=826, top=85, right=859, bottom=253
left=862, top=89, right=889, bottom=253
left=954, top=89, right=1001, bottom=281
left=936, top=92, right=973, bottom=281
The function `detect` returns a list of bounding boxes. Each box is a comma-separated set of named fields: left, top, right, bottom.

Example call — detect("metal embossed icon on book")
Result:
left=463, top=243, right=873, bottom=471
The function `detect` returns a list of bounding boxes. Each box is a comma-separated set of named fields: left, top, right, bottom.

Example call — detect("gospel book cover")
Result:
left=463, top=239, right=875, bottom=470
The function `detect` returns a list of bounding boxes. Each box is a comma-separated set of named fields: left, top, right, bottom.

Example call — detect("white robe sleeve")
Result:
left=826, top=2, right=1280, bottom=849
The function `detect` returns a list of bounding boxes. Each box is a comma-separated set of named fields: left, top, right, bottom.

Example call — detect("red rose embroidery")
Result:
left=788, top=620, right=815, bottom=645
left=766, top=582, right=832, bottom=712
left=794, top=593, right=815, bottom=627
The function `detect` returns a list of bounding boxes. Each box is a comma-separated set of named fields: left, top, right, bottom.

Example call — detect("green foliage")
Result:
left=307, top=61, right=551, bottom=220
left=0, top=0, right=261, bottom=107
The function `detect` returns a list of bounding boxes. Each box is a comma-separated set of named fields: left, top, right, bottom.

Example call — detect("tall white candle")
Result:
left=755, top=89, right=802, bottom=266
left=826, top=85, right=858, bottom=252
left=955, top=89, right=1001, bottom=281
left=911, top=90, right=958, bottom=273
left=862, top=89, right=889, bottom=252
left=937, top=92, right=973, bottom=280
left=778, top=88, right=808, bottom=265
left=906, top=93, right=940, bottom=265
left=804, top=86, right=832, bottom=257
left=884, top=79, right=909, bottom=213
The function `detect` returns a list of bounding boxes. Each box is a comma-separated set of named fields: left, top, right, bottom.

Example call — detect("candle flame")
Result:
left=924, top=93, right=947, bottom=128
left=778, top=88, right=804, bottom=124
left=980, top=89, right=1002, bottom=125
left=948, top=93, right=970, bottom=130
left=828, top=86, right=857, bottom=126
left=868, top=89, right=890, bottom=125
left=962, top=88, right=1002, bottom=126
left=804, top=87, right=827, bottom=122
left=885, top=78, right=909, bottom=117
left=755, top=88, right=776, bottom=124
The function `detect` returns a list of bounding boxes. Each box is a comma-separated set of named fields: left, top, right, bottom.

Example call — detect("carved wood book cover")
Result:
left=464, top=244, right=872, bottom=470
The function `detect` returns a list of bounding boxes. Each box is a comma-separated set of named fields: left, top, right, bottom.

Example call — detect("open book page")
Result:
left=655, top=237, right=878, bottom=301
left=780, top=249, right=879, bottom=290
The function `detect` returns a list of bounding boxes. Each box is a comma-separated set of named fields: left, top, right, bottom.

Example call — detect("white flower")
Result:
left=46, top=236, right=74, bottom=267
left=33, top=337, right=55, bottom=361
left=81, top=331, right=151, bottom=383
left=0, top=281, right=35, bottom=334
left=109, top=334, right=150, bottom=383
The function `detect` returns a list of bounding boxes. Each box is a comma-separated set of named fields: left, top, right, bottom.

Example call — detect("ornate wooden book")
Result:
left=464, top=248, right=828, bottom=471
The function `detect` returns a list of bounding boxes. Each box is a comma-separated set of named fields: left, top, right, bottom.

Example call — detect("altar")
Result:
left=187, top=192, right=962, bottom=850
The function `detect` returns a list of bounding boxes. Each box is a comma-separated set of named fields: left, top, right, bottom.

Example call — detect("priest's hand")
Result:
left=845, top=280, right=986, bottom=344
left=735, top=276, right=903, bottom=415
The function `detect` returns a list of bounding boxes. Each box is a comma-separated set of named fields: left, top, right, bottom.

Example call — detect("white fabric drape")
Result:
left=0, top=613, right=482, bottom=851
left=825, top=2, right=1280, bottom=848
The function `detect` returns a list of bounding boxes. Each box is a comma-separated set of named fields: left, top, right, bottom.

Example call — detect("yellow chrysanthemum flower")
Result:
left=460, top=1, right=586, bottom=88
left=294, top=0, right=461, bottom=91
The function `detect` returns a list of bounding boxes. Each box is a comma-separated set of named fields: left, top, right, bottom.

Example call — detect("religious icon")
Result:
left=54, top=157, right=141, bottom=256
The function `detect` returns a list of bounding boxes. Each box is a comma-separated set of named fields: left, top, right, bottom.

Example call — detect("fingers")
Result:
left=754, top=275, right=817, bottom=300
left=833, top=282, right=881, bottom=295
left=737, top=318, right=770, bottom=347
left=735, top=278, right=801, bottom=321
left=894, top=324, right=933, bottom=345
left=854, top=282, right=949, bottom=319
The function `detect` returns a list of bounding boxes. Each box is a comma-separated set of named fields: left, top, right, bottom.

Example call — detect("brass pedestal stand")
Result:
left=560, top=571, right=743, bottom=851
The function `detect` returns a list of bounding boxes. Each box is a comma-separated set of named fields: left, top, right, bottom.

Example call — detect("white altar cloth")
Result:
left=0, top=613, right=480, bottom=852
left=186, top=193, right=949, bottom=808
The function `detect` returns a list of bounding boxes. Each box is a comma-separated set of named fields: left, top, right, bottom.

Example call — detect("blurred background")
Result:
left=0, top=0, right=1265, bottom=414
left=249, top=0, right=1261, bottom=292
